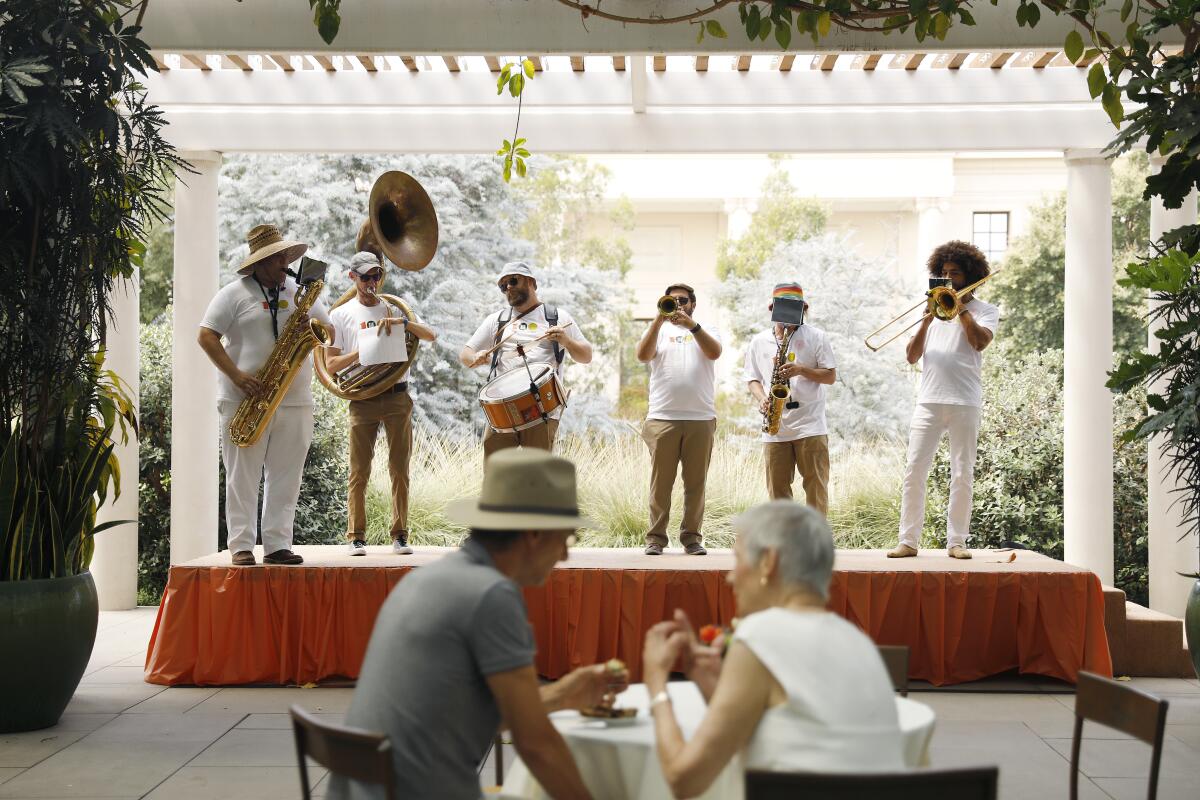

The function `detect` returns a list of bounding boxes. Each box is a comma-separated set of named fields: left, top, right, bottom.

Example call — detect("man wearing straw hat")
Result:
left=198, top=223, right=332, bottom=566
left=743, top=283, right=837, bottom=513
left=330, top=448, right=627, bottom=800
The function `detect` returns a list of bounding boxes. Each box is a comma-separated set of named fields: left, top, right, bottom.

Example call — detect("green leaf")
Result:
left=958, top=8, right=975, bottom=26
left=759, top=19, right=772, bottom=41
left=1064, top=30, right=1084, bottom=64
left=515, top=158, right=527, bottom=178
left=523, top=59, right=535, bottom=78
left=933, top=13, right=950, bottom=39
left=313, top=5, right=340, bottom=45
left=705, top=20, right=727, bottom=39
left=774, top=20, right=791, bottom=49
left=1120, top=0, right=1133, bottom=22
left=1026, top=3, right=1040, bottom=26
left=509, top=73, right=524, bottom=97
left=1087, top=62, right=1107, bottom=99
left=746, top=5, right=761, bottom=39
left=1101, top=83, right=1124, bottom=126
left=696, top=25, right=705, bottom=44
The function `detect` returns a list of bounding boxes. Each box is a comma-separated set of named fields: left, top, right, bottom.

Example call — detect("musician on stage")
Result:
left=636, top=283, right=722, bottom=556
left=743, top=284, right=836, bottom=513
left=325, top=252, right=437, bottom=557
left=197, top=223, right=333, bottom=566
left=889, top=241, right=998, bottom=560
left=459, top=261, right=592, bottom=456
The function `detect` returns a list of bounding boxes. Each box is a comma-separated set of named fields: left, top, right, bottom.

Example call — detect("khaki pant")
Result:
left=347, top=390, right=413, bottom=540
left=764, top=434, right=830, bottom=515
left=482, top=418, right=559, bottom=458
left=643, top=419, right=716, bottom=548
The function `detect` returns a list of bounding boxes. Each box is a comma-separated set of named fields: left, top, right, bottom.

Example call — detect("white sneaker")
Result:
left=347, top=540, right=367, bottom=556
left=392, top=536, right=413, bottom=555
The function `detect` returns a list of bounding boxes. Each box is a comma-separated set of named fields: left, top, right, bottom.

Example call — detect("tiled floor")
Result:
left=0, top=607, right=1197, bottom=800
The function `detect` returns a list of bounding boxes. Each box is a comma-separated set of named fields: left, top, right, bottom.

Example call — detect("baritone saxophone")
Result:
left=229, top=264, right=330, bottom=448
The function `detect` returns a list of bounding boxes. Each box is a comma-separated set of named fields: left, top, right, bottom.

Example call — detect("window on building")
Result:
left=972, top=211, right=1009, bottom=263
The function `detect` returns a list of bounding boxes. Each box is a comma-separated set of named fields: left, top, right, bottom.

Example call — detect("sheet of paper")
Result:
left=358, top=325, right=409, bottom=366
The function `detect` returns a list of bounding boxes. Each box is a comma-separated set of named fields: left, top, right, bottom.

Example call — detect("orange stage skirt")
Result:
left=144, top=547, right=1112, bottom=687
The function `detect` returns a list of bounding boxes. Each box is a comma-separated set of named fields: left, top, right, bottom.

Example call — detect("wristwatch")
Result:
left=650, top=690, right=671, bottom=709
left=689, top=323, right=701, bottom=334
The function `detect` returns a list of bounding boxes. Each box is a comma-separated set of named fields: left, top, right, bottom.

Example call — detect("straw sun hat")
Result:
left=237, top=223, right=309, bottom=276
left=446, top=449, right=594, bottom=531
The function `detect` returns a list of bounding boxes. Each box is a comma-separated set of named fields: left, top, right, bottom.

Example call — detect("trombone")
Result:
left=863, top=272, right=997, bottom=352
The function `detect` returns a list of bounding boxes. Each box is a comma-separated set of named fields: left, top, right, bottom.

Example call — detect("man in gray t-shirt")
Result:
left=328, top=449, right=626, bottom=800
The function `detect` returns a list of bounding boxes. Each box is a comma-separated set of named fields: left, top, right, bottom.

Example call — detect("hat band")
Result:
left=476, top=502, right=580, bottom=517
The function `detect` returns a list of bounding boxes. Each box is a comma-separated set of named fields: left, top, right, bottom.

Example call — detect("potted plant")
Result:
left=1108, top=227, right=1200, bottom=678
left=0, top=0, right=178, bottom=732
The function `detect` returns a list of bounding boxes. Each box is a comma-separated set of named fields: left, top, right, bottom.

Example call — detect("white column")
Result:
left=92, top=275, right=140, bottom=609
left=1063, top=149, right=1114, bottom=584
left=1147, top=167, right=1199, bottom=616
left=170, top=152, right=222, bottom=565
left=914, top=198, right=948, bottom=291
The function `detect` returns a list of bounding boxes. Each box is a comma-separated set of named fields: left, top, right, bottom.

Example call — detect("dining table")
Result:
left=498, top=682, right=937, bottom=800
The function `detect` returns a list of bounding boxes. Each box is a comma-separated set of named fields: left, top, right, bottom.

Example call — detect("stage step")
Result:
left=1102, top=585, right=1195, bottom=678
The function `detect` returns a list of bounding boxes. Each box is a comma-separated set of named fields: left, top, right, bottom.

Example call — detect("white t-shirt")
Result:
left=916, top=298, right=1000, bottom=408
left=735, top=608, right=905, bottom=774
left=199, top=275, right=332, bottom=407
left=330, top=297, right=407, bottom=358
left=743, top=325, right=836, bottom=443
left=646, top=319, right=721, bottom=421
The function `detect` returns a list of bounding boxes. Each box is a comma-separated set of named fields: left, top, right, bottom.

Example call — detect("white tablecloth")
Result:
left=500, top=683, right=936, bottom=800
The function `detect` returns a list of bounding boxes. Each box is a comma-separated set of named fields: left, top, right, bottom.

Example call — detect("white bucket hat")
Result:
left=237, top=224, right=309, bottom=276
left=496, top=260, right=537, bottom=284
left=446, top=449, right=594, bottom=531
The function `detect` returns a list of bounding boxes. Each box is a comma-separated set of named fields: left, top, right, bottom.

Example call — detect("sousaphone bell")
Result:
left=314, top=171, right=439, bottom=401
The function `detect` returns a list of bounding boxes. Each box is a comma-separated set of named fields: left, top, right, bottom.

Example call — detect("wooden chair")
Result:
left=746, top=766, right=998, bottom=799
left=878, top=644, right=910, bottom=696
left=290, top=705, right=397, bottom=800
left=1070, top=671, right=1170, bottom=800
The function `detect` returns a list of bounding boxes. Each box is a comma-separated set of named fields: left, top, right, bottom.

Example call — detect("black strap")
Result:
left=488, top=303, right=545, bottom=380
left=544, top=304, right=564, bottom=366
left=253, top=276, right=281, bottom=341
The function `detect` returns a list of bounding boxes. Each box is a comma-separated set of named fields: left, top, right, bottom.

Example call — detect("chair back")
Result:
left=290, top=705, right=397, bottom=800
left=877, top=645, right=910, bottom=696
left=745, top=766, right=998, bottom=799
left=1070, top=671, right=1169, bottom=800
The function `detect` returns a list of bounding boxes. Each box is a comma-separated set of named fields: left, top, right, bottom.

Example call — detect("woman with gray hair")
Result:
left=642, top=501, right=903, bottom=798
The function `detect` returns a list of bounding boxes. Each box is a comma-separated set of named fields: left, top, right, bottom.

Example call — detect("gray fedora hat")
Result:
left=447, top=448, right=595, bottom=531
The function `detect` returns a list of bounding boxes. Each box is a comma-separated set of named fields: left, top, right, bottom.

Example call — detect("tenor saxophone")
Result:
left=762, top=326, right=798, bottom=435
left=229, top=277, right=330, bottom=448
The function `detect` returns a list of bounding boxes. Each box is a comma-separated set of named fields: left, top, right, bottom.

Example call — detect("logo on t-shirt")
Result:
left=518, top=322, right=539, bottom=331
left=359, top=320, right=378, bottom=330
left=261, top=300, right=290, bottom=310
left=668, top=334, right=694, bottom=344
left=787, top=352, right=796, bottom=363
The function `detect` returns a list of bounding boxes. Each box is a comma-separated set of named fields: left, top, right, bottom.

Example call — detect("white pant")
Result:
left=218, top=401, right=315, bottom=555
left=898, top=403, right=981, bottom=550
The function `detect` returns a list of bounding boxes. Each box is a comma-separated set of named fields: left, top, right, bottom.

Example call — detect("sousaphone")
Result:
left=314, top=171, right=439, bottom=400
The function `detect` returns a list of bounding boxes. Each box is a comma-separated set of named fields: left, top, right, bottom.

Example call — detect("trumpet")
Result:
left=864, top=272, right=997, bottom=352
left=657, top=295, right=679, bottom=317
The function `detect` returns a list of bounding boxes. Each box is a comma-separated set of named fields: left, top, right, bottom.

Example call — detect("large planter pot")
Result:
left=1187, top=579, right=1200, bottom=680
left=0, top=572, right=98, bottom=733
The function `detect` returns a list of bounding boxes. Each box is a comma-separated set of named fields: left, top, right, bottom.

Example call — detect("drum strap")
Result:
left=489, top=303, right=565, bottom=380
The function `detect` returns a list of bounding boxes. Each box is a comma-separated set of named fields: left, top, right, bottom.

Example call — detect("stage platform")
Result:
left=144, top=546, right=1112, bottom=687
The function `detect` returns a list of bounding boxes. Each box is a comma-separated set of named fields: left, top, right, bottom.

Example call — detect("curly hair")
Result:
left=927, top=240, right=990, bottom=284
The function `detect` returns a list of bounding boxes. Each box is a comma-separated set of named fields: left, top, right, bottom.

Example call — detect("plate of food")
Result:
left=579, top=705, right=641, bottom=726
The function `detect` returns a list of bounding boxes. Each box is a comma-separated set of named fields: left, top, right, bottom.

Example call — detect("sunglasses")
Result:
left=670, top=296, right=692, bottom=305
left=357, top=271, right=384, bottom=282
left=498, top=277, right=523, bottom=291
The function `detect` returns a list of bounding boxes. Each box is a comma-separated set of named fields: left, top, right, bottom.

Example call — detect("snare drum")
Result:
left=478, top=364, right=567, bottom=433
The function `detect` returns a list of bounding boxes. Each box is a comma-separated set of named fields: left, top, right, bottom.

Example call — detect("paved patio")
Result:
left=1, top=607, right=1197, bottom=800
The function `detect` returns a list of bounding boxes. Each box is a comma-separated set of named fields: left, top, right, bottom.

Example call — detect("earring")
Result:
left=759, top=575, right=768, bottom=587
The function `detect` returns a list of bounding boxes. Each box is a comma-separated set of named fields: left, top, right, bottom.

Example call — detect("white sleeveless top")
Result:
left=734, top=608, right=905, bottom=773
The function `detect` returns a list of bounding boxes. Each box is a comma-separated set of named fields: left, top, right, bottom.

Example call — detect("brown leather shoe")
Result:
left=644, top=543, right=663, bottom=556
left=684, top=542, right=707, bottom=556
left=231, top=550, right=256, bottom=566
left=947, top=545, right=973, bottom=560
left=264, top=549, right=304, bottom=565
left=886, top=544, right=918, bottom=558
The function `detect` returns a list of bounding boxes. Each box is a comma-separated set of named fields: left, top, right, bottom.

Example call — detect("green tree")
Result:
left=988, top=153, right=1150, bottom=362
left=716, top=156, right=827, bottom=280
left=140, top=211, right=173, bottom=324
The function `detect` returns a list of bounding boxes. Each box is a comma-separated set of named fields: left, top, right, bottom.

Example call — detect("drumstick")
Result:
left=475, top=321, right=576, bottom=362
